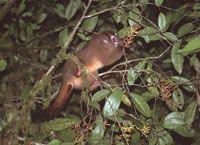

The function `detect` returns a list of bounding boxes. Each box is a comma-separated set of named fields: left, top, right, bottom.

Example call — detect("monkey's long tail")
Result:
left=31, top=82, right=73, bottom=123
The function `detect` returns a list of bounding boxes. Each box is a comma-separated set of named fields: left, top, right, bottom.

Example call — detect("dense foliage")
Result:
left=0, top=0, right=200, bottom=145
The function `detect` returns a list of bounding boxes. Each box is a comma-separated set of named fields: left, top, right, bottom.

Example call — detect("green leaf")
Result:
left=142, top=35, right=150, bottom=43
left=184, top=101, right=197, bottom=125
left=158, top=12, right=166, bottom=31
left=45, top=118, right=76, bottom=131
left=139, top=27, right=159, bottom=36
left=127, top=61, right=147, bottom=85
left=40, top=49, right=48, bottom=63
left=177, top=23, right=194, bottom=37
left=89, top=101, right=100, bottom=111
left=65, top=0, right=81, bottom=21
left=158, top=137, right=165, bottom=145
left=47, top=139, right=62, bottom=145
left=139, top=0, right=148, bottom=4
left=164, top=32, right=178, bottom=42
left=16, top=0, right=26, bottom=16
left=30, top=23, right=41, bottom=30
left=61, top=143, right=74, bottom=145
left=163, top=112, right=185, bottom=129
left=127, top=68, right=136, bottom=85
left=90, top=115, right=104, bottom=144
left=167, top=3, right=189, bottom=29
left=21, top=11, right=33, bottom=17
left=103, top=89, right=123, bottom=117
left=92, top=89, right=110, bottom=102
left=118, top=27, right=132, bottom=38
left=128, top=11, right=135, bottom=26
left=19, top=30, right=26, bottom=41
left=172, top=89, right=184, bottom=109
left=149, top=136, right=158, bottom=145
left=147, top=86, right=160, bottom=97
left=61, top=142, right=74, bottom=145
left=141, top=91, right=155, bottom=102
left=0, top=60, right=7, bottom=71
left=59, top=28, right=69, bottom=48
left=135, top=60, right=147, bottom=69
left=122, top=94, right=131, bottom=107
left=149, top=34, right=161, bottom=41
left=190, top=55, right=200, bottom=72
left=129, top=93, right=152, bottom=117
left=60, top=129, right=77, bottom=142
left=128, top=8, right=141, bottom=26
left=37, top=13, right=47, bottom=24
left=77, top=30, right=91, bottom=41
left=121, top=12, right=128, bottom=27
left=0, top=119, right=7, bottom=132
left=155, top=0, right=164, bottom=7
left=82, top=10, right=98, bottom=31
left=18, top=18, right=25, bottom=30
left=162, top=134, right=173, bottom=145
left=171, top=76, right=195, bottom=92
left=99, top=139, right=111, bottom=145
left=26, top=26, right=33, bottom=39
left=174, top=125, right=195, bottom=137
left=106, top=114, right=123, bottom=123
left=193, top=3, right=200, bottom=10
left=189, top=11, right=200, bottom=19
left=112, top=11, right=121, bottom=24
left=54, top=4, right=66, bottom=19
left=171, top=42, right=184, bottom=74
left=20, top=85, right=32, bottom=100
left=178, top=36, right=200, bottom=56
left=131, top=131, right=141, bottom=144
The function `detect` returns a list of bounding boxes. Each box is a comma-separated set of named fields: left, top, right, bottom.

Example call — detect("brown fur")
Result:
left=31, top=31, right=124, bottom=122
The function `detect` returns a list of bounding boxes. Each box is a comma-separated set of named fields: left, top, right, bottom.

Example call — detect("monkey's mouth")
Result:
left=111, top=33, right=125, bottom=47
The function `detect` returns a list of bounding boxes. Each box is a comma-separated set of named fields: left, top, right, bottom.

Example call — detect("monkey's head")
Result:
left=102, top=31, right=125, bottom=48
left=93, top=31, right=125, bottom=66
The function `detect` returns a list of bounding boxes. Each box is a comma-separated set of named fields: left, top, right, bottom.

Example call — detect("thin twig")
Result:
left=107, top=46, right=171, bottom=72
left=83, top=5, right=119, bottom=19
